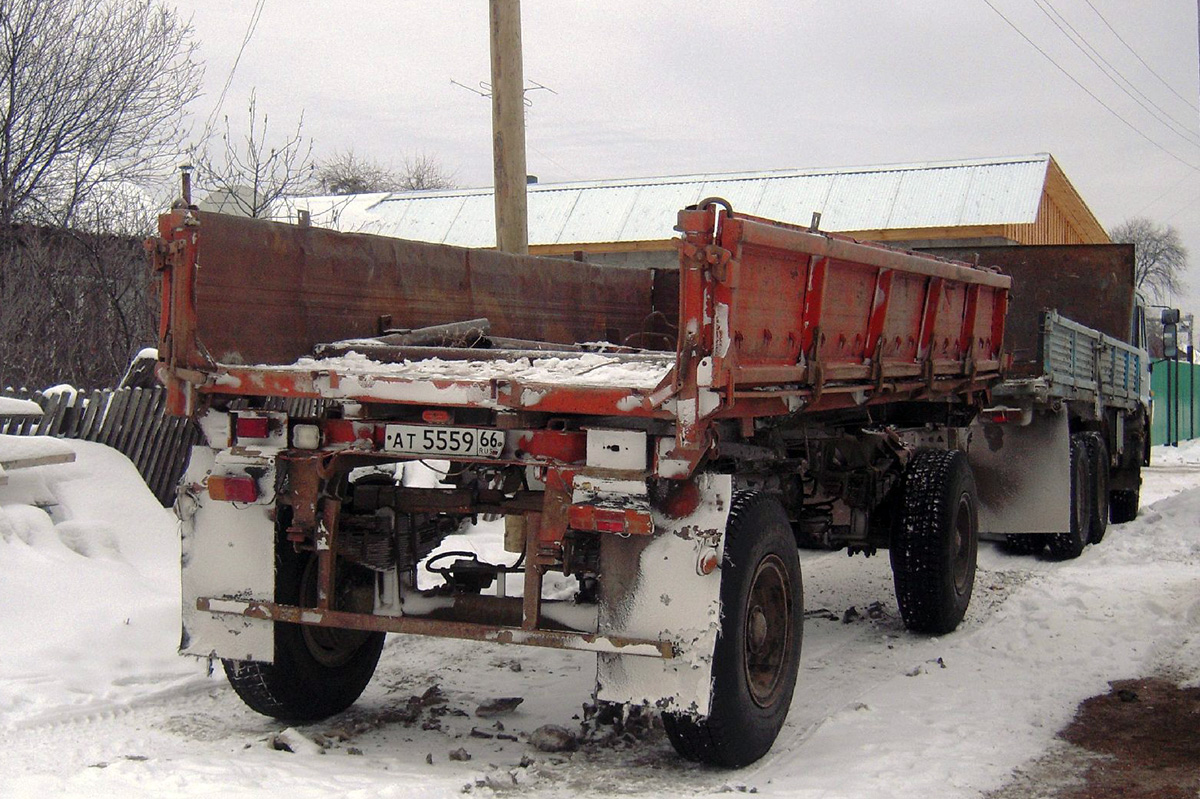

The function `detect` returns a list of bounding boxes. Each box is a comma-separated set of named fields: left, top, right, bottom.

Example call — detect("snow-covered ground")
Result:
left=1, top=437, right=1198, bottom=798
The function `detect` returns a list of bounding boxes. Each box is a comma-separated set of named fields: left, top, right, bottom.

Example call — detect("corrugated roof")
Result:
left=278, top=154, right=1055, bottom=247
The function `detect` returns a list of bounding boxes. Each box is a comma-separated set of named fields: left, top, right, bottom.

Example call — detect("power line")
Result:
left=200, top=0, right=267, bottom=143
left=1132, top=170, right=1198, bottom=216
left=1033, top=0, right=1200, bottom=149
left=1164, top=188, right=1200, bottom=223
left=979, top=0, right=1200, bottom=170
left=1082, top=0, right=1198, bottom=114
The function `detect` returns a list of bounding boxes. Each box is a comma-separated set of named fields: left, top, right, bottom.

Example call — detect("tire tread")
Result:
left=891, top=449, right=977, bottom=634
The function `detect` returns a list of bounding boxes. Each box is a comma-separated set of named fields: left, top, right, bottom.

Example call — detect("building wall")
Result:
left=1005, top=190, right=1094, bottom=246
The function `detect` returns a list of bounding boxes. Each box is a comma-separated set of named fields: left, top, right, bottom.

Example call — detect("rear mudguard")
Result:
left=969, top=410, right=1071, bottom=536
left=595, top=473, right=732, bottom=716
left=177, top=445, right=275, bottom=661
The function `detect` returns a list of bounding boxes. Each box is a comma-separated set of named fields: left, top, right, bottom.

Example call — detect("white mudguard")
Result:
left=595, top=473, right=732, bottom=716
left=969, top=409, right=1071, bottom=536
left=177, top=446, right=276, bottom=662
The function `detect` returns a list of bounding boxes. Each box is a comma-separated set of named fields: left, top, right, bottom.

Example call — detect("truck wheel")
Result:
left=891, top=449, right=977, bottom=635
left=662, top=492, right=803, bottom=768
left=1110, top=461, right=1141, bottom=524
left=1047, top=435, right=1091, bottom=560
left=1003, top=534, right=1046, bottom=556
left=1110, top=488, right=1140, bottom=523
left=1085, top=433, right=1110, bottom=544
left=223, top=550, right=385, bottom=722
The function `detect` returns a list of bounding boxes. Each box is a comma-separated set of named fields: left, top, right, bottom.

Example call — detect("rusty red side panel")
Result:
left=663, top=205, right=1011, bottom=464
left=154, top=210, right=660, bottom=369
left=673, top=207, right=1009, bottom=388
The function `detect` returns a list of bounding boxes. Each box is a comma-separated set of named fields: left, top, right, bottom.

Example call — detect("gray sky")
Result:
left=172, top=1, right=1200, bottom=315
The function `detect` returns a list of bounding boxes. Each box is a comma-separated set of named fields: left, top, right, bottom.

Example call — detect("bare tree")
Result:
left=399, top=153, right=457, bottom=191
left=315, top=149, right=456, bottom=196
left=0, top=225, right=155, bottom=389
left=1111, top=217, right=1189, bottom=300
left=316, top=149, right=401, bottom=195
left=195, top=91, right=314, bottom=218
left=0, top=0, right=201, bottom=227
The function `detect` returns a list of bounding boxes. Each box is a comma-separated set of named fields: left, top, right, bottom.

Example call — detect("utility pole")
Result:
left=489, top=0, right=528, bottom=254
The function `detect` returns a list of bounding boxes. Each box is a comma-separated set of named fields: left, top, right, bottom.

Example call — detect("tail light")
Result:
left=235, top=415, right=271, bottom=440
left=208, top=475, right=259, bottom=503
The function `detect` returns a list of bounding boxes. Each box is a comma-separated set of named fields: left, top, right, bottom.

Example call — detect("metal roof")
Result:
left=279, top=154, right=1056, bottom=248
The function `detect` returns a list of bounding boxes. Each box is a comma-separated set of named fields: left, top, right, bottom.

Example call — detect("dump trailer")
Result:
left=152, top=200, right=1009, bottom=767
left=924, top=244, right=1150, bottom=559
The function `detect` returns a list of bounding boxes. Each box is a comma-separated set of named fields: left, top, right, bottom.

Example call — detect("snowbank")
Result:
left=0, top=438, right=203, bottom=727
left=0, top=439, right=1196, bottom=797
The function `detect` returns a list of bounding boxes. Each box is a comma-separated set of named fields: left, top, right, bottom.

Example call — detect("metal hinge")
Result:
left=144, top=238, right=186, bottom=273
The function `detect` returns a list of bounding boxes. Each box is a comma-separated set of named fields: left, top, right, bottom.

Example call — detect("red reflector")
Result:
left=568, top=504, right=654, bottom=536
left=208, top=475, right=259, bottom=503
left=661, top=481, right=702, bottom=519
left=697, top=549, right=720, bottom=576
left=236, top=416, right=271, bottom=439
left=422, top=409, right=452, bottom=424
left=981, top=408, right=1023, bottom=424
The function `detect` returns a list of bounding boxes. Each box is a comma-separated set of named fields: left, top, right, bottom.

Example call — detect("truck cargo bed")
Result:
left=154, top=205, right=1010, bottom=452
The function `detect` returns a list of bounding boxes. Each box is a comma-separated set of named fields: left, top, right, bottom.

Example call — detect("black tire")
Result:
left=1047, top=435, right=1091, bottom=560
left=1003, top=534, right=1046, bottom=556
left=663, top=492, right=803, bottom=768
left=1110, top=488, right=1140, bottom=523
left=1110, top=458, right=1141, bottom=524
left=223, top=548, right=385, bottom=723
left=1085, top=433, right=1110, bottom=544
left=891, top=449, right=978, bottom=635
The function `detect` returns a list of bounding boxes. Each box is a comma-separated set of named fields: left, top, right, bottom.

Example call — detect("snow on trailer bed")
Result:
left=208, top=347, right=678, bottom=414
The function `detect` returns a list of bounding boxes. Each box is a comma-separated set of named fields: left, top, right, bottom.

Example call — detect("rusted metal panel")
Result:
left=159, top=205, right=1012, bottom=486
left=208, top=364, right=673, bottom=418
left=155, top=210, right=658, bottom=368
left=709, top=209, right=1009, bottom=391
left=658, top=204, right=1010, bottom=474
left=922, top=244, right=1136, bottom=377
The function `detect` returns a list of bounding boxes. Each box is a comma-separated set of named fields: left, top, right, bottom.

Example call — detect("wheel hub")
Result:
left=299, top=558, right=373, bottom=668
left=748, top=606, right=769, bottom=654
left=952, top=492, right=975, bottom=593
left=743, top=554, right=792, bottom=708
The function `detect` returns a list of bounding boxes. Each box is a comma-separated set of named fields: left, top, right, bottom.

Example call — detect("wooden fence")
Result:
left=0, top=386, right=201, bottom=506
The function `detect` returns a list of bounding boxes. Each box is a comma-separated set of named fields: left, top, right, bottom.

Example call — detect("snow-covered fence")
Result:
left=0, top=387, right=200, bottom=506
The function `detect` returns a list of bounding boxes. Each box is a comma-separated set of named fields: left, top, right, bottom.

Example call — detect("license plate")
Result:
left=382, top=424, right=505, bottom=458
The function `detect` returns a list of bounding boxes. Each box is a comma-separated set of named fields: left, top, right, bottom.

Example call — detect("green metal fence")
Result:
left=1150, top=359, right=1200, bottom=445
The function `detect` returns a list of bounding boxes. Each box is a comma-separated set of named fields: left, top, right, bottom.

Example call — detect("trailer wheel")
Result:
left=1085, top=433, right=1110, bottom=544
left=1047, top=435, right=1092, bottom=560
left=891, top=449, right=977, bottom=635
left=663, top=492, right=803, bottom=768
left=223, top=550, right=385, bottom=722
